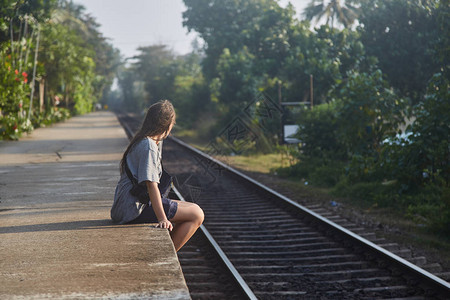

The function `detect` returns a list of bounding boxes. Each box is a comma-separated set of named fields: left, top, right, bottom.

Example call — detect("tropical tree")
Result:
left=132, top=45, right=178, bottom=106
left=215, top=47, right=258, bottom=107
left=434, top=0, right=449, bottom=71
left=0, top=0, right=55, bottom=139
left=116, top=44, right=213, bottom=124
left=50, top=1, right=120, bottom=105
left=302, top=0, right=359, bottom=28
left=331, top=69, right=407, bottom=158
left=171, top=50, right=212, bottom=127
left=116, top=64, right=147, bottom=112
left=357, top=0, right=441, bottom=104
left=0, top=0, right=55, bottom=44
left=182, top=0, right=295, bottom=80
left=383, top=72, right=450, bottom=190
left=39, top=21, right=93, bottom=112
left=1, top=0, right=118, bottom=139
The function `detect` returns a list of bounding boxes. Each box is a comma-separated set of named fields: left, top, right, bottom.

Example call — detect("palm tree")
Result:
left=303, top=0, right=359, bottom=28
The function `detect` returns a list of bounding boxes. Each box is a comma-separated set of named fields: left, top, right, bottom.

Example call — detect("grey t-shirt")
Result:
left=111, top=137, right=162, bottom=224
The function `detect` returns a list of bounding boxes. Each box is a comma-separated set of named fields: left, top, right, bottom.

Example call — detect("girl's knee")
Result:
left=193, top=204, right=204, bottom=226
left=173, top=202, right=204, bottom=225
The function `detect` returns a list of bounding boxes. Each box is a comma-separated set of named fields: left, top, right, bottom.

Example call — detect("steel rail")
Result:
left=169, top=135, right=450, bottom=297
left=172, top=186, right=258, bottom=300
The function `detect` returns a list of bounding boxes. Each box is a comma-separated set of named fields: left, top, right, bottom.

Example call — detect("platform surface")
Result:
left=0, top=111, right=190, bottom=299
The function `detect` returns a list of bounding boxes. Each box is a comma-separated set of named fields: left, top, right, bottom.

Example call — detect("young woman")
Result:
left=111, top=100, right=204, bottom=251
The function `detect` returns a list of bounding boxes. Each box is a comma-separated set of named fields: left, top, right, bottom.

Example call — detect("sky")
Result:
left=75, top=0, right=311, bottom=59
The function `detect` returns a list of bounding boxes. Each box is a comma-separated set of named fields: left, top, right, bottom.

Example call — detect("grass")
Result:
left=220, top=153, right=292, bottom=174
left=173, top=128, right=295, bottom=174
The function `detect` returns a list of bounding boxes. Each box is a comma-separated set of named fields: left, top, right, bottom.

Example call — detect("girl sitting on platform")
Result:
left=111, top=100, right=204, bottom=251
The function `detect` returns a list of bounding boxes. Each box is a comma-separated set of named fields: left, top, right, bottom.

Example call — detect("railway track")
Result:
left=116, top=112, right=450, bottom=299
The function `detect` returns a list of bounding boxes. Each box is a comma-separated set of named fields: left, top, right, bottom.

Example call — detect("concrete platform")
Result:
left=0, top=112, right=190, bottom=299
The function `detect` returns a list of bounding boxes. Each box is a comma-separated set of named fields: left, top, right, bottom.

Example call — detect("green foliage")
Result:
left=276, top=156, right=345, bottom=187
left=118, top=46, right=214, bottom=124
left=406, top=187, right=450, bottom=236
left=39, top=12, right=101, bottom=113
left=243, top=2, right=295, bottom=78
left=133, top=45, right=177, bottom=105
left=332, top=179, right=397, bottom=207
left=0, top=0, right=118, bottom=140
left=283, top=24, right=342, bottom=104
left=281, top=24, right=375, bottom=105
left=216, top=47, right=258, bottom=105
left=358, top=0, right=442, bottom=104
left=331, top=70, right=407, bottom=157
left=116, top=67, right=147, bottom=112
left=33, top=107, right=70, bottom=126
left=0, top=0, right=56, bottom=43
left=382, top=72, right=450, bottom=190
left=0, top=44, right=32, bottom=139
left=295, top=101, right=345, bottom=159
left=434, top=0, right=450, bottom=69
left=294, top=69, right=407, bottom=162
left=0, top=113, right=33, bottom=140
left=183, top=0, right=294, bottom=79
left=172, top=71, right=212, bottom=127
left=333, top=179, right=450, bottom=236
left=288, top=69, right=449, bottom=235
left=412, top=73, right=450, bottom=184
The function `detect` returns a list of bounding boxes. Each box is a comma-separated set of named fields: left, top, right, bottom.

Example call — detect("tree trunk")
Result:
left=10, top=18, right=15, bottom=68
left=39, top=78, right=45, bottom=113
left=28, top=25, right=40, bottom=120
left=65, top=85, right=69, bottom=108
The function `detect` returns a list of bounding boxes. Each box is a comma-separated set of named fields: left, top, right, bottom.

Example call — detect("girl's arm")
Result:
left=146, top=181, right=173, bottom=231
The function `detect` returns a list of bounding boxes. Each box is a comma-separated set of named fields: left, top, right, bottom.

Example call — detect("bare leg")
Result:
left=169, top=200, right=204, bottom=251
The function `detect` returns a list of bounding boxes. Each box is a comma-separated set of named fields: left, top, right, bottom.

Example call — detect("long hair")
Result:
left=120, top=100, right=175, bottom=173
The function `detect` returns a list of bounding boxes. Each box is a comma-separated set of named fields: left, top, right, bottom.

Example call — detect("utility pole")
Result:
left=278, top=80, right=284, bottom=144
left=310, top=74, right=314, bottom=108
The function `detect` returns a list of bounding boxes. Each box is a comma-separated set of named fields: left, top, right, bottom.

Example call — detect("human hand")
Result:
left=156, top=219, right=173, bottom=231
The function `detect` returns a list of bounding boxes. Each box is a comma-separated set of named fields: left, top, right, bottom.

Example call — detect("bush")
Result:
left=332, top=178, right=399, bottom=207
left=331, top=72, right=450, bottom=236
left=0, top=46, right=32, bottom=140
left=33, top=108, right=71, bottom=127
left=0, top=114, right=33, bottom=140
left=382, top=73, right=449, bottom=191
left=309, top=163, right=345, bottom=187
left=331, top=70, right=407, bottom=157
left=295, top=102, right=346, bottom=160
left=332, top=177, right=450, bottom=236
left=275, top=161, right=310, bottom=179
left=406, top=186, right=450, bottom=236
left=276, top=60, right=448, bottom=237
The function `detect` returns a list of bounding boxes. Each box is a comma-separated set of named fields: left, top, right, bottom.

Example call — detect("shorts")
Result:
left=129, top=197, right=178, bottom=224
